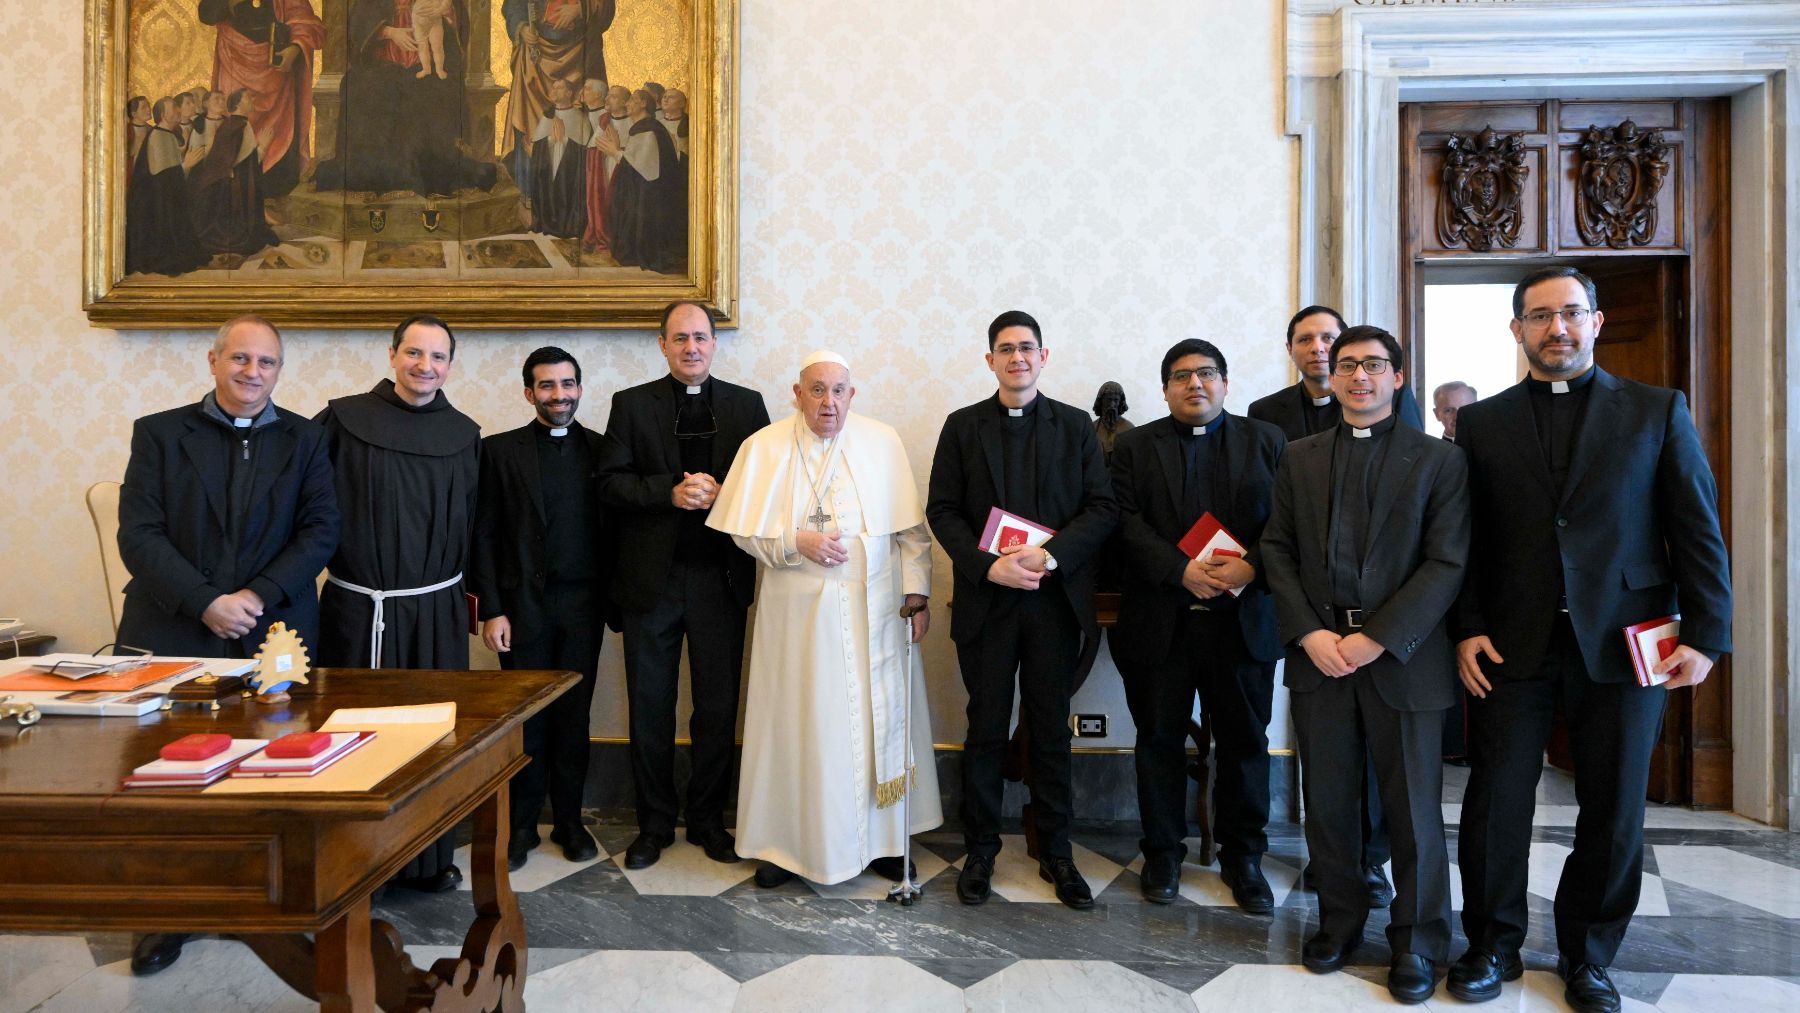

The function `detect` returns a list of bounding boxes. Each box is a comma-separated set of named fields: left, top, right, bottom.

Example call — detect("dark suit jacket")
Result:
left=1109, top=413, right=1286, bottom=670
left=117, top=401, right=339, bottom=655
left=1260, top=422, right=1470, bottom=711
left=1248, top=380, right=1425, bottom=443
left=470, top=420, right=618, bottom=633
left=597, top=376, right=769, bottom=612
left=1453, top=368, right=1731, bottom=683
left=926, top=393, right=1119, bottom=644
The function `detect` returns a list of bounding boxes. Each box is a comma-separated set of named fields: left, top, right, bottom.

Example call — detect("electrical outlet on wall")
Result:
left=1071, top=714, right=1107, bottom=738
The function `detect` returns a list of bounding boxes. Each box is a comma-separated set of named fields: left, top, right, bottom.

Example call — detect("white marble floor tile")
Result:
left=1652, top=845, right=1800, bottom=918
left=523, top=949, right=738, bottom=1012
left=1123, top=851, right=1300, bottom=908
left=1444, top=802, right=1768, bottom=833
left=806, top=848, right=953, bottom=900
left=0, top=934, right=96, bottom=1013
left=615, top=834, right=757, bottom=897
left=1654, top=973, right=1800, bottom=1011
left=37, top=938, right=311, bottom=1013
left=966, top=959, right=1192, bottom=1012
left=734, top=954, right=962, bottom=1012
left=1518, top=842, right=1669, bottom=916
left=452, top=824, right=608, bottom=893
left=976, top=835, right=1125, bottom=903
left=1191, top=964, right=1393, bottom=1011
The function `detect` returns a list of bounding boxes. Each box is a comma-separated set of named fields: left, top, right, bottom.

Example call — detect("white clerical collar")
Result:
left=549, top=427, right=569, bottom=437
left=1551, top=380, right=1570, bottom=394
left=1351, top=426, right=1372, bottom=439
left=686, top=384, right=702, bottom=395
left=1007, top=407, right=1023, bottom=417
left=1310, top=393, right=1333, bottom=407
left=232, top=416, right=253, bottom=428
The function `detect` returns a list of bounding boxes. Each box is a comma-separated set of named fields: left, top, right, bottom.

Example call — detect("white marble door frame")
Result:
left=1284, top=0, right=1800, bottom=827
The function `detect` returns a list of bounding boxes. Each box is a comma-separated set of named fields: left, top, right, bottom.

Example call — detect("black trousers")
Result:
left=501, top=581, right=602, bottom=835
left=1291, top=667, right=1450, bottom=960
left=957, top=588, right=1082, bottom=861
left=1122, top=608, right=1275, bottom=863
left=1458, top=615, right=1668, bottom=965
left=620, top=559, right=746, bottom=836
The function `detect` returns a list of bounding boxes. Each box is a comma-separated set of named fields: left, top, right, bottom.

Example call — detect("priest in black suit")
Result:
left=1249, top=302, right=1416, bottom=908
left=1109, top=339, right=1286, bottom=912
left=926, top=310, right=1119, bottom=911
left=472, top=346, right=616, bottom=871
left=597, top=301, right=769, bottom=870
left=1261, top=324, right=1470, bottom=1004
left=1447, top=268, right=1732, bottom=1013
left=117, top=315, right=338, bottom=977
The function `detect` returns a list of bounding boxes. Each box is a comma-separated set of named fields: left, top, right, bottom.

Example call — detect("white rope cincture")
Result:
left=325, top=571, right=464, bottom=667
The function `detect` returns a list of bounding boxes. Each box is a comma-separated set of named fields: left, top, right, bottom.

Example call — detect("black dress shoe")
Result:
left=867, top=856, right=916, bottom=882
left=1387, top=953, right=1437, bottom=1004
left=1139, top=853, right=1181, bottom=904
left=624, top=831, right=675, bottom=870
left=391, top=864, right=462, bottom=893
left=129, top=933, right=189, bottom=976
left=507, top=828, right=540, bottom=872
left=1219, top=857, right=1274, bottom=914
left=550, top=824, right=599, bottom=862
left=1299, top=861, right=1319, bottom=893
left=957, top=856, right=994, bottom=905
left=754, top=861, right=797, bottom=888
left=1558, top=958, right=1622, bottom=1013
left=686, top=826, right=741, bottom=864
left=1364, top=864, right=1395, bottom=908
left=1300, top=930, right=1359, bottom=973
left=1447, top=946, right=1522, bottom=1002
left=1038, top=856, right=1094, bottom=910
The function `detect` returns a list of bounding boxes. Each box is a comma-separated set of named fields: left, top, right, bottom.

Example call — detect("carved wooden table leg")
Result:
left=317, top=893, right=376, bottom=1013
left=411, top=782, right=527, bottom=1012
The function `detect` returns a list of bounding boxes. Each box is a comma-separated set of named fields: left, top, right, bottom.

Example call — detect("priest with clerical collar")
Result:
left=707, top=349, right=939, bottom=889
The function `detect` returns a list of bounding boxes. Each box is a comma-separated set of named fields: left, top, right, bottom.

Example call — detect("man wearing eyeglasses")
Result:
left=926, top=310, right=1119, bottom=910
left=598, top=301, right=770, bottom=871
left=117, top=314, right=339, bottom=976
left=1448, top=268, right=1730, bottom=1013
left=1261, top=324, right=1470, bottom=1004
left=1108, top=340, right=1286, bottom=912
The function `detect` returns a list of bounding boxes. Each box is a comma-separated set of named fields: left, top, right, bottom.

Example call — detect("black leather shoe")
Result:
left=1299, top=861, right=1319, bottom=893
left=867, top=856, right=916, bottom=882
left=391, top=864, right=461, bottom=893
left=1364, top=864, right=1395, bottom=908
left=1447, top=946, right=1522, bottom=1002
left=624, top=831, right=675, bottom=870
left=1388, top=953, right=1437, bottom=1004
left=687, top=826, right=741, bottom=864
left=1139, top=853, right=1181, bottom=904
left=1039, top=856, right=1094, bottom=910
left=957, top=856, right=994, bottom=905
left=1300, top=930, right=1359, bottom=973
left=1558, top=958, right=1622, bottom=1013
left=129, top=933, right=189, bottom=976
left=754, top=862, right=796, bottom=888
left=507, top=828, right=540, bottom=871
left=1219, top=857, right=1274, bottom=914
left=550, top=824, right=599, bottom=862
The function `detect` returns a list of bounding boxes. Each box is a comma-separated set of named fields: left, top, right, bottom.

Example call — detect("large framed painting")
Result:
left=83, top=0, right=737, bottom=328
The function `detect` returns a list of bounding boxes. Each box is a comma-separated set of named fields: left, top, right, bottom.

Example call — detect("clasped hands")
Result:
left=1456, top=635, right=1713, bottom=697
left=671, top=471, right=717, bottom=511
left=986, top=542, right=1049, bottom=589
left=1300, top=628, right=1385, bottom=678
left=1182, top=554, right=1252, bottom=600
left=202, top=588, right=264, bottom=640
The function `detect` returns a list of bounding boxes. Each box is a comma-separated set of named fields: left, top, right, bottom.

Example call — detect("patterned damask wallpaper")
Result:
left=0, top=1, right=1296, bottom=746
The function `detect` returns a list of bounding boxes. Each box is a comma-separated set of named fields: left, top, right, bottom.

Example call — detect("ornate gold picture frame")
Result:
left=83, top=0, right=737, bottom=328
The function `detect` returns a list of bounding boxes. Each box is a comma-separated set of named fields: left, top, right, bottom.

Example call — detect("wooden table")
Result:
left=0, top=667, right=576, bottom=1012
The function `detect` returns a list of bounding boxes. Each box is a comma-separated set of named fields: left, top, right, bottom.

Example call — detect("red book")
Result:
left=1623, top=615, right=1681, bottom=687
left=466, top=592, right=480, bottom=635
left=160, top=733, right=231, bottom=762
left=266, top=731, right=332, bottom=759
left=1178, top=512, right=1248, bottom=598
left=978, top=507, right=1057, bottom=554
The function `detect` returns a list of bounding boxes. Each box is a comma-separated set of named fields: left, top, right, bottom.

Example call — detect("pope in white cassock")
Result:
left=706, top=350, right=941, bottom=886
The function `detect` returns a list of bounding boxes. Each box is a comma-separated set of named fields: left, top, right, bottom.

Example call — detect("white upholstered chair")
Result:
left=85, top=481, right=129, bottom=639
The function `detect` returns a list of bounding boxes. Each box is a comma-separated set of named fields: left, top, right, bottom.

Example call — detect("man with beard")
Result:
left=472, top=346, right=614, bottom=869
left=315, top=314, right=481, bottom=893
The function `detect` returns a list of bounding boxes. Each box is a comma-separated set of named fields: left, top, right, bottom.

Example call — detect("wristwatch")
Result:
left=1041, top=549, right=1059, bottom=572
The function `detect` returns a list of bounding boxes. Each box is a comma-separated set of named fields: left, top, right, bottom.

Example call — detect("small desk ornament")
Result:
left=248, top=621, right=311, bottom=705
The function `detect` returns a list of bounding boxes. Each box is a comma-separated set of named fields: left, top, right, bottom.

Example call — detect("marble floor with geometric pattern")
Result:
left=5, top=766, right=1798, bottom=1011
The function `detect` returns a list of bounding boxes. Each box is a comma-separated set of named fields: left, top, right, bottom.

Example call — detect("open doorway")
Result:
left=1419, top=282, right=1520, bottom=438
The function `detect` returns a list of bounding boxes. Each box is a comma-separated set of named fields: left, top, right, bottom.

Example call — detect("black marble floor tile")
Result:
left=694, top=951, right=807, bottom=982
left=902, top=956, right=1016, bottom=989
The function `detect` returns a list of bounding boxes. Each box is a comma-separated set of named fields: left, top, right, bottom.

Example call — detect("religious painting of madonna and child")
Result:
left=83, top=0, right=738, bottom=328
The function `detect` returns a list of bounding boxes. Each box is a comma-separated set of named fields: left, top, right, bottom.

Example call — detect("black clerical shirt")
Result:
left=1327, top=413, right=1399, bottom=608
left=1000, top=396, right=1040, bottom=520
left=1299, top=387, right=1339, bottom=437
left=201, top=391, right=279, bottom=593
left=535, top=422, right=597, bottom=584
left=1178, top=411, right=1229, bottom=521
left=1525, top=365, right=1597, bottom=495
left=670, top=375, right=730, bottom=563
